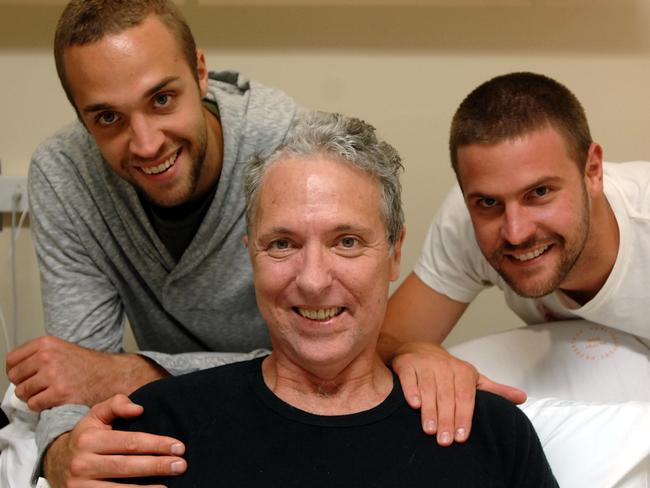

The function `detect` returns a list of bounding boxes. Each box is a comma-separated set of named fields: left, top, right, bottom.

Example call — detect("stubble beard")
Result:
left=492, top=186, right=591, bottom=299
left=137, top=119, right=208, bottom=208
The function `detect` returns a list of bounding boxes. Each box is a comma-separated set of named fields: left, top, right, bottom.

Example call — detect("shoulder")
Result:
left=603, top=160, right=650, bottom=180
left=206, top=70, right=299, bottom=157
left=472, top=391, right=556, bottom=475
left=206, top=71, right=297, bottom=129
left=416, top=182, right=496, bottom=299
left=431, top=184, right=475, bottom=238
left=131, top=358, right=257, bottom=405
left=130, top=359, right=259, bottom=410
left=115, top=359, right=261, bottom=436
left=473, top=390, right=535, bottom=437
left=603, top=161, right=650, bottom=210
left=29, top=120, right=104, bottom=192
left=31, top=120, right=99, bottom=169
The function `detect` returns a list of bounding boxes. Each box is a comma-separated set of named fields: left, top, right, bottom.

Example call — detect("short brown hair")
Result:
left=449, top=72, right=593, bottom=174
left=54, top=0, right=197, bottom=109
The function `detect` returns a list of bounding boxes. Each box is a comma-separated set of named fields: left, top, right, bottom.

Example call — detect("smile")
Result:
left=140, top=150, right=179, bottom=175
left=511, top=244, right=549, bottom=262
left=295, top=307, right=344, bottom=321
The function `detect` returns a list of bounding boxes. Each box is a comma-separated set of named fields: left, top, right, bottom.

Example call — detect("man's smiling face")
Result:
left=457, top=126, right=592, bottom=298
left=246, top=156, right=402, bottom=377
left=64, top=15, right=218, bottom=207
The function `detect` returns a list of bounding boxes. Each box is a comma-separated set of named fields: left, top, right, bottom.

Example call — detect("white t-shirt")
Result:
left=415, top=161, right=650, bottom=340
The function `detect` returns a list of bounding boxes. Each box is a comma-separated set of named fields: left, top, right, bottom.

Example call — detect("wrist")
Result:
left=121, top=353, right=170, bottom=392
left=43, top=432, right=70, bottom=485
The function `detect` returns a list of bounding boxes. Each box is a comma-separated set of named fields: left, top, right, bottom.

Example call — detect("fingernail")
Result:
left=439, top=431, right=452, bottom=444
left=455, top=428, right=466, bottom=441
left=171, top=443, right=185, bottom=455
left=171, top=460, right=186, bottom=473
left=425, top=420, right=436, bottom=433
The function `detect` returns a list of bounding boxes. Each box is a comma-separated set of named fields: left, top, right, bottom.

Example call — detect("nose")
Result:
left=128, top=113, right=164, bottom=159
left=295, top=245, right=333, bottom=296
left=500, top=203, right=535, bottom=246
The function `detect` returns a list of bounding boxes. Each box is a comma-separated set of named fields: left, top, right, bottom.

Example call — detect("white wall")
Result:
left=1, top=2, right=650, bottom=393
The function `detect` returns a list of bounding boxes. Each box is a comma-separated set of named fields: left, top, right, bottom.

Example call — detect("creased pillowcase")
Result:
left=520, top=397, right=650, bottom=488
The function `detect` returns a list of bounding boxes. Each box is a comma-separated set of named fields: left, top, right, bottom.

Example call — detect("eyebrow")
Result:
left=81, top=76, right=180, bottom=115
left=258, top=223, right=371, bottom=238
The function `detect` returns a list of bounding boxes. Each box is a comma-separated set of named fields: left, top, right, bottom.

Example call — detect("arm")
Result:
left=20, top=138, right=232, bottom=483
left=7, top=149, right=166, bottom=414
left=6, top=337, right=168, bottom=411
left=380, top=272, right=468, bottom=354
left=380, top=273, right=526, bottom=445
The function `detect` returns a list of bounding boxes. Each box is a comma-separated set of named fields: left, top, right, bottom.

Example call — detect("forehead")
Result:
left=253, top=156, right=384, bottom=231
left=457, top=126, right=579, bottom=197
left=63, top=16, right=189, bottom=108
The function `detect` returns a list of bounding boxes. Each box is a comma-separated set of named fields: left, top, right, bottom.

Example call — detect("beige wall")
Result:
left=1, top=2, right=650, bottom=393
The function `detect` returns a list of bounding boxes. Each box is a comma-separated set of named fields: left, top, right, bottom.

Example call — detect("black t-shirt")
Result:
left=114, top=357, right=558, bottom=487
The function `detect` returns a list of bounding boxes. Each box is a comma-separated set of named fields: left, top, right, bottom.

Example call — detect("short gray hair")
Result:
left=243, top=111, right=405, bottom=246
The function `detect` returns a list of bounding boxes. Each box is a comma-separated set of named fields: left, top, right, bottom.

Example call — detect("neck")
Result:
left=561, top=193, right=619, bottom=304
left=262, top=352, right=393, bottom=416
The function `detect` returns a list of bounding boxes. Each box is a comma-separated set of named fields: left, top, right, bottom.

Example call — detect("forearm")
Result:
left=380, top=273, right=469, bottom=362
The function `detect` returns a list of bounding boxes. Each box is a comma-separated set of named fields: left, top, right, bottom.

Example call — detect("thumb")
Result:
left=87, top=393, right=144, bottom=427
left=477, top=374, right=527, bottom=404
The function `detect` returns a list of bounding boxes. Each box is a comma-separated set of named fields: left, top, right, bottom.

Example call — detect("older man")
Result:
left=108, top=111, right=557, bottom=487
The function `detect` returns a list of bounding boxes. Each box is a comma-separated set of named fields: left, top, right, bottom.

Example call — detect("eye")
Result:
left=153, top=93, right=172, bottom=108
left=96, top=111, right=119, bottom=127
left=339, top=236, right=359, bottom=249
left=266, top=238, right=297, bottom=258
left=532, top=186, right=549, bottom=198
left=270, top=239, right=291, bottom=251
left=477, top=197, right=498, bottom=209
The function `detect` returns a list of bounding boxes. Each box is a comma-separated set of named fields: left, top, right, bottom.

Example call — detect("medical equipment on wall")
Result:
left=0, top=161, right=29, bottom=354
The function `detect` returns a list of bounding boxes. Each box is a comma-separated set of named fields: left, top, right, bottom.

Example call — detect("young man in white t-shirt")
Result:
left=379, top=71, right=649, bottom=448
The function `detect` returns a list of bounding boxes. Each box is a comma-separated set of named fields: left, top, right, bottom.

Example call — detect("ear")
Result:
left=243, top=234, right=249, bottom=247
left=196, top=49, right=209, bottom=98
left=389, top=227, right=406, bottom=282
left=584, top=142, right=604, bottom=197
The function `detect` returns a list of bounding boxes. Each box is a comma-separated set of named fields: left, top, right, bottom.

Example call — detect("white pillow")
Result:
left=521, top=397, right=650, bottom=488
left=448, top=320, right=650, bottom=487
left=447, top=320, right=650, bottom=401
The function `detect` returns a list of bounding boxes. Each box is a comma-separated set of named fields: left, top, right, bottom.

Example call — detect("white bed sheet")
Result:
left=0, top=383, right=38, bottom=488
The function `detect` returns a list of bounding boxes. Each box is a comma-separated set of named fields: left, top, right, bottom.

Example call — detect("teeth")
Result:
left=297, top=307, right=343, bottom=321
left=141, top=152, right=178, bottom=175
left=512, top=244, right=549, bottom=262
